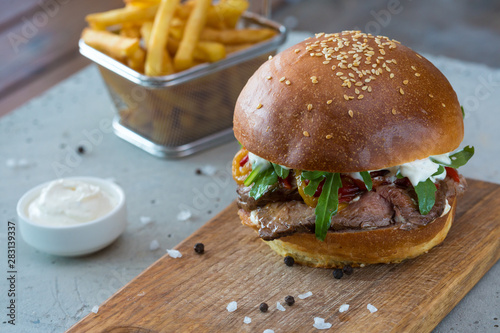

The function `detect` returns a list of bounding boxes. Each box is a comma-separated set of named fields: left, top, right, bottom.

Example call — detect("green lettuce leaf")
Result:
left=272, top=163, right=290, bottom=179
left=359, top=171, right=373, bottom=191
left=414, top=178, right=437, bottom=215
left=314, top=173, right=342, bottom=241
left=304, top=177, right=324, bottom=196
left=249, top=167, right=278, bottom=200
left=430, top=146, right=474, bottom=169
left=302, top=170, right=326, bottom=180
left=244, top=165, right=262, bottom=186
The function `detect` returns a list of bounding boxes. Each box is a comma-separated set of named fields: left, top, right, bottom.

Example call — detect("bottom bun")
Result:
left=239, top=197, right=456, bottom=268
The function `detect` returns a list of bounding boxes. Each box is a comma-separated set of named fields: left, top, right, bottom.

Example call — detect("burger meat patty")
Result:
left=237, top=175, right=466, bottom=241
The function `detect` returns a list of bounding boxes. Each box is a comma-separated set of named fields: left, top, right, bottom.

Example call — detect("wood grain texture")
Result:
left=68, top=179, right=500, bottom=333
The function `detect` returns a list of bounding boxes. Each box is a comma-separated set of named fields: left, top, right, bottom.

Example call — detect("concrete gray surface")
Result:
left=273, top=0, right=500, bottom=68
left=0, top=32, right=499, bottom=332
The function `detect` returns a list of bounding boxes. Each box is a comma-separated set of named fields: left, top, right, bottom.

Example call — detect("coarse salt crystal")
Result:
left=263, top=330, right=274, bottom=333
left=298, top=291, right=312, bottom=299
left=339, top=304, right=349, bottom=313
left=177, top=210, right=192, bottom=221
left=243, top=316, right=251, bottom=324
left=91, top=305, right=99, bottom=314
left=313, top=317, right=332, bottom=329
left=276, top=302, right=285, bottom=311
left=137, top=291, right=146, bottom=296
left=149, top=240, right=160, bottom=251
left=140, top=216, right=153, bottom=225
left=226, top=301, right=237, bottom=312
left=166, top=249, right=182, bottom=258
left=201, top=164, right=218, bottom=176
left=367, top=303, right=378, bottom=313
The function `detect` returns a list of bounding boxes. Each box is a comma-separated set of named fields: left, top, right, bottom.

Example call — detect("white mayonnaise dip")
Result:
left=399, top=153, right=449, bottom=186
left=248, top=152, right=290, bottom=171
left=28, top=179, right=117, bottom=226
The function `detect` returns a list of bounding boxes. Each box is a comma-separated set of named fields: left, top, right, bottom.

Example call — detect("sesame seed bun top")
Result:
left=233, top=31, right=464, bottom=172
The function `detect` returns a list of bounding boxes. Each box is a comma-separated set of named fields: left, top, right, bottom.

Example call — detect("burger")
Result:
left=232, top=31, right=474, bottom=268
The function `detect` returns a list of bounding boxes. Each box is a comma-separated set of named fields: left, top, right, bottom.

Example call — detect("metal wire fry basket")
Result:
left=79, top=12, right=287, bottom=158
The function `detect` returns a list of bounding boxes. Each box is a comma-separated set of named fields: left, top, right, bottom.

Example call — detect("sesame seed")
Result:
left=415, top=73, right=421, bottom=77
left=355, top=82, right=363, bottom=86
left=323, top=61, right=330, bottom=64
left=348, top=110, right=354, bottom=117
left=399, top=88, right=404, bottom=95
left=337, top=72, right=343, bottom=76
left=367, top=86, right=372, bottom=92
left=358, top=95, right=364, bottom=99
left=416, top=54, right=422, bottom=59
left=442, top=103, right=446, bottom=107
left=257, top=103, right=263, bottom=109
left=303, top=131, right=310, bottom=137
left=327, top=100, right=333, bottom=104
left=392, top=108, right=397, bottom=115
left=331, top=65, right=337, bottom=70
left=326, top=134, right=333, bottom=139
left=266, top=76, right=272, bottom=80
left=390, top=73, right=395, bottom=79
left=355, top=88, right=360, bottom=94
left=380, top=49, right=386, bottom=55
left=403, top=80, right=409, bottom=85
left=362, top=86, right=368, bottom=91
left=429, top=94, right=434, bottom=98
left=268, top=55, right=273, bottom=60
left=294, top=49, right=301, bottom=53
left=310, top=76, right=317, bottom=80
left=285, top=80, right=291, bottom=85
left=344, top=94, right=349, bottom=101
left=279, top=77, right=286, bottom=82
left=307, top=104, right=313, bottom=111
left=411, top=66, right=417, bottom=71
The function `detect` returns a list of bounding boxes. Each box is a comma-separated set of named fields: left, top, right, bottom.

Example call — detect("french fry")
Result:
left=82, top=28, right=140, bottom=60
left=168, top=38, right=226, bottom=63
left=127, top=47, right=146, bottom=72
left=211, top=0, right=248, bottom=29
left=121, top=23, right=142, bottom=38
left=145, top=0, right=179, bottom=76
left=173, top=0, right=211, bottom=71
left=224, top=43, right=253, bottom=54
left=85, top=5, right=158, bottom=27
left=200, top=27, right=277, bottom=44
left=140, top=21, right=153, bottom=45
left=124, top=0, right=160, bottom=8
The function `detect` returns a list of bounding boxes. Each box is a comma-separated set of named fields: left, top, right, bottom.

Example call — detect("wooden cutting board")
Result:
left=68, top=179, right=500, bottom=333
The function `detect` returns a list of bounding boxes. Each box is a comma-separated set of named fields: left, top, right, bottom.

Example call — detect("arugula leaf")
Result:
left=359, top=171, right=373, bottom=191
left=249, top=167, right=278, bottom=200
left=304, top=177, right=324, bottom=196
left=396, top=171, right=404, bottom=179
left=430, top=146, right=474, bottom=169
left=461, top=106, right=465, bottom=118
left=244, top=165, right=262, bottom=186
left=272, top=163, right=290, bottom=179
left=414, top=178, right=437, bottom=215
left=302, top=170, right=326, bottom=180
left=314, top=173, right=342, bottom=241
left=432, top=165, right=445, bottom=177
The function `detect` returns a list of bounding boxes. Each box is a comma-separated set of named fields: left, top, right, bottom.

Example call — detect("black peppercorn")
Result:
left=284, top=256, right=294, bottom=266
left=77, top=146, right=85, bottom=154
left=259, top=302, right=268, bottom=312
left=195, top=169, right=202, bottom=175
left=333, top=268, right=343, bottom=279
left=284, top=296, right=295, bottom=306
left=342, top=265, right=353, bottom=275
left=194, top=243, right=204, bottom=254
